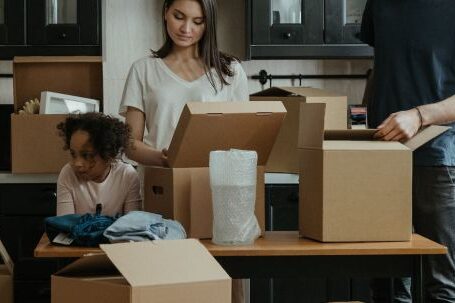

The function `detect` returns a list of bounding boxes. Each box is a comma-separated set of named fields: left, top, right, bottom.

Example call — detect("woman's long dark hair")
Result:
left=153, top=0, right=238, bottom=93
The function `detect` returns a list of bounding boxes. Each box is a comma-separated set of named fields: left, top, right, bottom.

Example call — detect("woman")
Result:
left=119, top=1, right=249, bottom=302
left=120, top=0, right=248, bottom=166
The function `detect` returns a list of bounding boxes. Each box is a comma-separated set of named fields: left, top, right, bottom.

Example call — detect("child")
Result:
left=56, top=112, right=141, bottom=216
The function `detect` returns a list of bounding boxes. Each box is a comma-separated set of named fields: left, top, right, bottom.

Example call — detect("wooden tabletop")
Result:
left=34, top=232, right=447, bottom=258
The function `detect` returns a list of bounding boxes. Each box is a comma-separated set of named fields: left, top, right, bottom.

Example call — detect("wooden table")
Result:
left=35, top=232, right=447, bottom=303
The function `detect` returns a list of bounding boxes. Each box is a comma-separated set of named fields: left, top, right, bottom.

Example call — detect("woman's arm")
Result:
left=125, top=107, right=168, bottom=166
left=374, top=95, right=455, bottom=141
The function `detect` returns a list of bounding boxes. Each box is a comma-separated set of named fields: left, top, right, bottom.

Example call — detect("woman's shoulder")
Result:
left=228, top=59, right=246, bottom=77
left=131, top=55, right=161, bottom=71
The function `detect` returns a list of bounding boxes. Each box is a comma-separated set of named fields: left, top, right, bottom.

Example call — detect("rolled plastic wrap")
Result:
left=209, top=149, right=260, bottom=245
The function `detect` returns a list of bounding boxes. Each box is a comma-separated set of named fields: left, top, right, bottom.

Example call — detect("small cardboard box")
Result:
left=298, top=103, right=449, bottom=242
left=250, top=87, right=348, bottom=173
left=0, top=240, right=13, bottom=303
left=11, top=56, right=103, bottom=173
left=144, top=101, right=286, bottom=239
left=52, top=239, right=231, bottom=303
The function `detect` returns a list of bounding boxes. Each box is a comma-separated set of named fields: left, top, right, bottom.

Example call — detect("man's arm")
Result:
left=374, top=95, right=455, bottom=141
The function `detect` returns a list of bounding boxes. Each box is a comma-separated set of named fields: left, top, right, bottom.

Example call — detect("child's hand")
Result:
left=161, top=148, right=169, bottom=167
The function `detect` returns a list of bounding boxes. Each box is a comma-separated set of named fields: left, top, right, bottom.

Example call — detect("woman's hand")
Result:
left=373, top=108, right=422, bottom=141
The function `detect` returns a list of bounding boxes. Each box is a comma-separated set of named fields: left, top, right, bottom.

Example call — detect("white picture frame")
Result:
left=39, top=91, right=100, bottom=114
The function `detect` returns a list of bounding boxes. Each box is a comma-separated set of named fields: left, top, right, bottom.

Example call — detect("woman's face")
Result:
left=69, top=130, right=110, bottom=183
left=165, top=0, right=206, bottom=49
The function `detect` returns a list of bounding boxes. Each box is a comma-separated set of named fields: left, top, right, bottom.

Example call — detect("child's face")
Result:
left=69, top=130, right=110, bottom=182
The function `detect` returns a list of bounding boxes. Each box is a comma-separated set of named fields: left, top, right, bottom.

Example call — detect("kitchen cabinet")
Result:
left=247, top=0, right=373, bottom=59
left=0, top=0, right=101, bottom=59
left=0, top=182, right=59, bottom=303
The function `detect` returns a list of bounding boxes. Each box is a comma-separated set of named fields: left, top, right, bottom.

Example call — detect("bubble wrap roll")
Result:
left=209, top=149, right=261, bottom=245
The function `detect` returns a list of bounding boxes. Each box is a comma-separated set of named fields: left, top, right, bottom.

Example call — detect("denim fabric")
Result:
left=103, top=211, right=186, bottom=242
left=45, top=213, right=117, bottom=247
left=45, top=214, right=82, bottom=242
left=372, top=167, right=455, bottom=303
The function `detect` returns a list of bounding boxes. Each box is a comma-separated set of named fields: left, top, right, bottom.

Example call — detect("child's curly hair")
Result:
left=57, top=112, right=131, bottom=161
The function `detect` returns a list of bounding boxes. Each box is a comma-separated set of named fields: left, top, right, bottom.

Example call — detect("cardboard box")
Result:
left=0, top=240, right=13, bottom=303
left=250, top=87, right=348, bottom=173
left=52, top=239, right=231, bottom=303
left=298, top=103, right=449, bottom=242
left=11, top=56, right=103, bottom=173
left=144, top=101, right=286, bottom=238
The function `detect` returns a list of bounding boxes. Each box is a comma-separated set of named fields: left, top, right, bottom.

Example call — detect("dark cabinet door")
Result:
left=0, top=0, right=25, bottom=45
left=325, top=0, right=367, bottom=44
left=27, top=0, right=100, bottom=45
left=251, top=0, right=323, bottom=45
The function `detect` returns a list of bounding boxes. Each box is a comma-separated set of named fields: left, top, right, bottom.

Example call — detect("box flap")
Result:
left=298, top=103, right=325, bottom=149
left=167, top=101, right=286, bottom=167
left=403, top=125, right=451, bottom=151
left=324, top=129, right=376, bottom=140
left=100, top=239, right=230, bottom=287
left=55, top=253, right=120, bottom=277
left=250, top=86, right=341, bottom=97
left=13, top=56, right=103, bottom=112
left=0, top=240, right=13, bottom=275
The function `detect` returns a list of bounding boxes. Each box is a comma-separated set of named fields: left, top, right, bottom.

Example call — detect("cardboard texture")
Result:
left=298, top=103, right=449, bottom=242
left=11, top=56, right=103, bottom=173
left=144, top=101, right=286, bottom=238
left=251, top=86, right=348, bottom=173
left=0, top=240, right=13, bottom=303
left=52, top=240, right=231, bottom=303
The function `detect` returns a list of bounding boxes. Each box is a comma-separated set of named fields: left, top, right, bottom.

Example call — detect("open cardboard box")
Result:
left=11, top=56, right=103, bottom=173
left=298, top=103, right=449, bottom=242
left=52, top=239, right=231, bottom=303
left=250, top=87, right=348, bottom=173
left=0, top=240, right=13, bottom=303
left=144, top=101, right=286, bottom=239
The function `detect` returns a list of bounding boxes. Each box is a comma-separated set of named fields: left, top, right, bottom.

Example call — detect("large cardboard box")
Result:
left=0, top=240, right=13, bottom=303
left=11, top=56, right=103, bottom=173
left=298, top=103, right=449, bottom=242
left=250, top=86, right=348, bottom=173
left=144, top=101, right=286, bottom=239
left=52, top=239, right=231, bottom=303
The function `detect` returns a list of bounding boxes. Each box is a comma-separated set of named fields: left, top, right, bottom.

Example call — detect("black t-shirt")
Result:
left=361, top=0, right=455, bottom=166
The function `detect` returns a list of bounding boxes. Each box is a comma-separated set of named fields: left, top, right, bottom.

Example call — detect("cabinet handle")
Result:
left=283, top=32, right=292, bottom=39
left=59, top=33, right=67, bottom=39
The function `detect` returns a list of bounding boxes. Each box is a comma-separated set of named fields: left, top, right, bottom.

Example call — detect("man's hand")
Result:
left=373, top=108, right=422, bottom=141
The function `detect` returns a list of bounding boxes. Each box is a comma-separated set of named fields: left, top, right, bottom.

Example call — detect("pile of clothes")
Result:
left=45, top=210, right=186, bottom=247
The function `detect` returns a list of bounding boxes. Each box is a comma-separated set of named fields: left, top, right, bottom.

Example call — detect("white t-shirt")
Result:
left=119, top=56, right=249, bottom=150
left=56, top=161, right=142, bottom=216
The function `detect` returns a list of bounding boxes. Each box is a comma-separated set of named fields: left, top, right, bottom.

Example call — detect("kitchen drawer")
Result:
left=13, top=258, right=59, bottom=280
left=14, top=280, right=51, bottom=303
left=265, top=184, right=299, bottom=231
left=0, top=184, right=56, bottom=215
left=0, top=216, right=47, bottom=261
